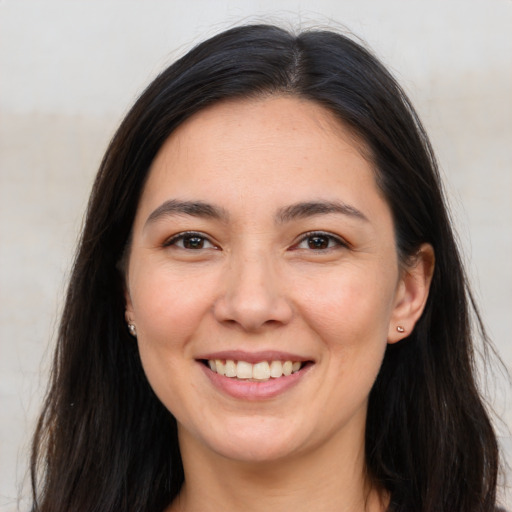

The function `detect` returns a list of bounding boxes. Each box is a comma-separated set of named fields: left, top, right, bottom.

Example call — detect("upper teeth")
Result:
left=208, top=360, right=302, bottom=380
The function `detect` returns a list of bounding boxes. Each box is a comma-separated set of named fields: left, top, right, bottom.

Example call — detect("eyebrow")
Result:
left=144, top=198, right=368, bottom=229
left=276, top=200, right=369, bottom=224
left=144, top=199, right=229, bottom=228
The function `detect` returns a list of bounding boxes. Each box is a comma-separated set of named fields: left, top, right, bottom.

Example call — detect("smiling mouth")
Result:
left=202, top=359, right=309, bottom=381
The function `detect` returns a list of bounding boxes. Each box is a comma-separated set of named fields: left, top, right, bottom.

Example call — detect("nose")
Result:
left=213, top=251, right=293, bottom=332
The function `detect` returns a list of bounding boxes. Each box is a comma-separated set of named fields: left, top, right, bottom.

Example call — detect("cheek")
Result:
left=130, top=263, right=218, bottom=343
left=130, top=266, right=218, bottom=412
left=293, top=262, right=397, bottom=348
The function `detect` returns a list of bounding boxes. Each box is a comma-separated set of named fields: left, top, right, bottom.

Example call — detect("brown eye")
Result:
left=165, top=232, right=217, bottom=250
left=307, top=235, right=330, bottom=250
left=293, top=231, right=347, bottom=251
left=183, top=235, right=206, bottom=249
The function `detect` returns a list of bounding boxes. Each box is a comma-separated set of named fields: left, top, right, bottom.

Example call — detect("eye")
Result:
left=164, top=231, right=217, bottom=250
left=293, top=231, right=347, bottom=251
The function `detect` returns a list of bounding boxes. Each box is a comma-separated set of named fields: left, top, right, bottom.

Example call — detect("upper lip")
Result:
left=195, top=350, right=313, bottom=364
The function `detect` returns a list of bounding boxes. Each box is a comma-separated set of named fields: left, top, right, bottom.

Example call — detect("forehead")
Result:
left=136, top=96, right=387, bottom=225
left=159, top=95, right=370, bottom=168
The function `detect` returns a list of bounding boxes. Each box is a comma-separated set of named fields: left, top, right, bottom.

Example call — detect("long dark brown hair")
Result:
left=30, top=24, right=502, bottom=511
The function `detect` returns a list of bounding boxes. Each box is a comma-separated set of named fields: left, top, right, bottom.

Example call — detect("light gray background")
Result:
left=1, top=1, right=511, bottom=509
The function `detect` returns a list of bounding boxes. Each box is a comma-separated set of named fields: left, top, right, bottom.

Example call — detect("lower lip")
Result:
left=199, top=362, right=312, bottom=400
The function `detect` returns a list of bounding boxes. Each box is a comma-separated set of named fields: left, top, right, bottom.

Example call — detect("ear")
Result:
left=388, top=243, right=435, bottom=343
left=123, top=278, right=135, bottom=324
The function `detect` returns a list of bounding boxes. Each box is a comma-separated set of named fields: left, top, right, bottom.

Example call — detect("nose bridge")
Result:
left=234, top=246, right=274, bottom=298
left=214, top=241, right=292, bottom=330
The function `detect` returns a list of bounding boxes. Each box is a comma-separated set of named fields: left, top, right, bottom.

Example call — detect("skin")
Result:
left=125, top=96, right=434, bottom=512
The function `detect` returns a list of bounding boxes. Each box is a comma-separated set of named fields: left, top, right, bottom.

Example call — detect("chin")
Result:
left=214, top=438, right=299, bottom=463
left=196, top=416, right=308, bottom=463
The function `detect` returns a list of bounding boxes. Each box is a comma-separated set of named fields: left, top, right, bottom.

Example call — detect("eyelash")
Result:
left=163, top=231, right=217, bottom=250
left=163, top=230, right=348, bottom=252
left=293, top=231, right=348, bottom=251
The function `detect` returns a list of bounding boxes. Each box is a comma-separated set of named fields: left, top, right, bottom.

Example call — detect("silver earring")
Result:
left=128, top=323, right=137, bottom=337
left=396, top=325, right=405, bottom=333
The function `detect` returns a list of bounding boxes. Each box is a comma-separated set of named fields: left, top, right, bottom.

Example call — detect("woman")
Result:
left=30, top=24, right=502, bottom=511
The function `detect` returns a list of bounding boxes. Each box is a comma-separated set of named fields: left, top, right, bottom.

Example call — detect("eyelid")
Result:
left=292, top=230, right=350, bottom=250
left=163, top=231, right=218, bottom=249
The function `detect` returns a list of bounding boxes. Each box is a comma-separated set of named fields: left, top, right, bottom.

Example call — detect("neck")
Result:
left=168, top=425, right=387, bottom=512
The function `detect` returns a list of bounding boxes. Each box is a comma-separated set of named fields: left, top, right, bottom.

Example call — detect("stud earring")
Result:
left=396, top=325, right=405, bottom=333
left=128, top=323, right=137, bottom=337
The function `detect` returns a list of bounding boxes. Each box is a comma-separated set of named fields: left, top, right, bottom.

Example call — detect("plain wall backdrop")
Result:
left=1, top=1, right=511, bottom=509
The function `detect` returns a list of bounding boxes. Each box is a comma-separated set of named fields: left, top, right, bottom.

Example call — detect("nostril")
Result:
left=212, top=275, right=293, bottom=330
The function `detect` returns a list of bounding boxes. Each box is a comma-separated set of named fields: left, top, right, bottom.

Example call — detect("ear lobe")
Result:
left=388, top=243, right=435, bottom=343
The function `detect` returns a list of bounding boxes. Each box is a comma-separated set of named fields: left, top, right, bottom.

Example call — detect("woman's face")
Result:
left=125, top=96, right=418, bottom=463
